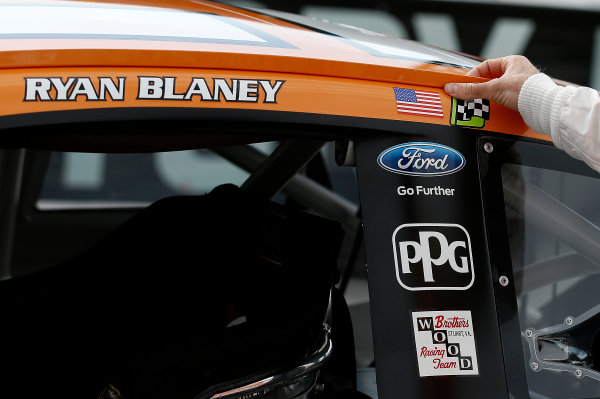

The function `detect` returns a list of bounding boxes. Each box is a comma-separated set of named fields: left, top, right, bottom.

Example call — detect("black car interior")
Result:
left=0, top=182, right=359, bottom=399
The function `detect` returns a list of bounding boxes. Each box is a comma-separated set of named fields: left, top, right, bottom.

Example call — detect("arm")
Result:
left=519, top=74, right=600, bottom=171
left=445, top=55, right=600, bottom=173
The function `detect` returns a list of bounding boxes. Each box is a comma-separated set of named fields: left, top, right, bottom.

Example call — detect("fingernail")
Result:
left=445, top=83, right=457, bottom=95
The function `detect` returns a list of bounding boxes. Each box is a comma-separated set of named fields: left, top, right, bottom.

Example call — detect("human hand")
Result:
left=444, top=55, right=540, bottom=110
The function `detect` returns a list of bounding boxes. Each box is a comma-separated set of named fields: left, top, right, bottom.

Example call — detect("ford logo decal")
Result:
left=377, top=142, right=465, bottom=176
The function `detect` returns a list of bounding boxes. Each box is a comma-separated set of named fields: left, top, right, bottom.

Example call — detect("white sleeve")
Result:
left=518, top=73, right=600, bottom=172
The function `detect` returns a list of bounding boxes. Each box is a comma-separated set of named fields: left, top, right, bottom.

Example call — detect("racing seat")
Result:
left=0, top=184, right=348, bottom=399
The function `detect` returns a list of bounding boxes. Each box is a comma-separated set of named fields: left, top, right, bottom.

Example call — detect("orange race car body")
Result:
left=0, top=0, right=543, bottom=139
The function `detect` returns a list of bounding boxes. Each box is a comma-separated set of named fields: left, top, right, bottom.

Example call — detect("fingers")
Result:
left=467, top=55, right=538, bottom=79
left=466, top=58, right=507, bottom=78
left=444, top=81, right=495, bottom=101
left=445, top=55, right=538, bottom=110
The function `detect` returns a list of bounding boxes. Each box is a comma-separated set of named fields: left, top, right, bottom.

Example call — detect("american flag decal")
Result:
left=393, top=87, right=443, bottom=118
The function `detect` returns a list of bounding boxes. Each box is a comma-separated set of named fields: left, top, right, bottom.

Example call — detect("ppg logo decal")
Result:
left=377, top=142, right=465, bottom=176
left=392, top=223, right=474, bottom=290
left=412, top=311, right=479, bottom=376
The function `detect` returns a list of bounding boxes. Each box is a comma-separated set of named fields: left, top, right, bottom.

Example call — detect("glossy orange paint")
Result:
left=0, top=0, right=547, bottom=141
left=0, top=1, right=475, bottom=81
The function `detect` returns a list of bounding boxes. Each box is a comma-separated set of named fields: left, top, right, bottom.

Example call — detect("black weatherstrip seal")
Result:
left=0, top=106, right=453, bottom=133
left=0, top=107, right=454, bottom=151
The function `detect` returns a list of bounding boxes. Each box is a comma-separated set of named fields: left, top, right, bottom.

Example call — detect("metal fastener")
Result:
left=575, top=369, right=583, bottom=378
left=484, top=142, right=494, bottom=153
left=530, top=362, right=539, bottom=371
left=525, top=329, right=533, bottom=338
left=499, top=275, right=509, bottom=286
left=565, top=316, right=574, bottom=326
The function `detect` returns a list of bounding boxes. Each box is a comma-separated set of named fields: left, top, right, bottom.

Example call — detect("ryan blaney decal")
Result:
left=412, top=310, right=479, bottom=377
left=23, top=77, right=285, bottom=103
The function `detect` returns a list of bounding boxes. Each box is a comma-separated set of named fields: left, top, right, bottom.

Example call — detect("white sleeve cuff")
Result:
left=517, top=73, right=570, bottom=146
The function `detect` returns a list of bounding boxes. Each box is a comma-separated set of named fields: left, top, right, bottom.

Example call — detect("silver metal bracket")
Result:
left=525, top=304, right=600, bottom=381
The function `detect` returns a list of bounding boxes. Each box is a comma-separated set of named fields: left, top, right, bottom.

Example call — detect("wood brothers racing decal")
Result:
left=24, top=77, right=285, bottom=103
left=412, top=310, right=479, bottom=377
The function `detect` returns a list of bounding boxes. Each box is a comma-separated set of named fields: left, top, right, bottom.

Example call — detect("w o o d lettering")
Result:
left=412, top=310, right=479, bottom=377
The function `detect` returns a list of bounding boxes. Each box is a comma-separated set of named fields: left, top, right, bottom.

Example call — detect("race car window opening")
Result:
left=15, top=139, right=370, bottom=371
left=36, top=142, right=360, bottom=211
left=37, top=142, right=278, bottom=210
left=13, top=143, right=280, bottom=277
left=499, top=150, right=600, bottom=398
left=22, top=141, right=362, bottom=273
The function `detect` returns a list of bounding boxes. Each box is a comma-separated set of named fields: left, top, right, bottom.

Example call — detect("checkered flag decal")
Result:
left=456, top=98, right=490, bottom=121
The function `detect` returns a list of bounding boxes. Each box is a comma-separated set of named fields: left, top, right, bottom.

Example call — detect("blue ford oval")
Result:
left=377, top=142, right=466, bottom=176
